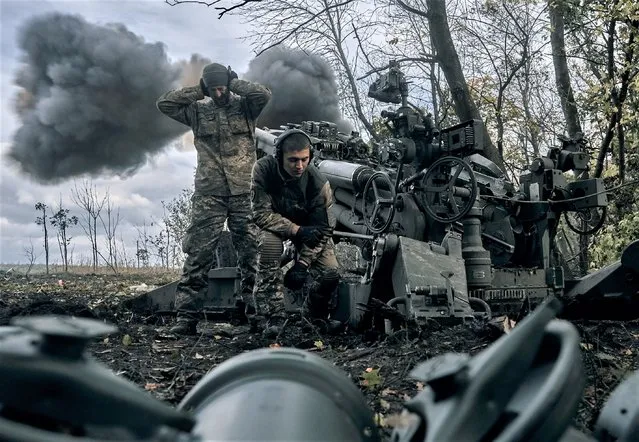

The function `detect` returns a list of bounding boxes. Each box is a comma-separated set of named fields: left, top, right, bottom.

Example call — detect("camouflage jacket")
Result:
left=156, top=79, right=271, bottom=196
left=251, top=155, right=336, bottom=264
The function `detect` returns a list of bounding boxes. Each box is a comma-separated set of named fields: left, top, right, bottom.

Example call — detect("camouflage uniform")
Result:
left=250, top=155, right=339, bottom=325
left=156, top=78, right=271, bottom=313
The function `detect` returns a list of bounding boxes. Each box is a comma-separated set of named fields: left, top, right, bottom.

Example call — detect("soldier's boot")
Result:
left=263, top=315, right=287, bottom=339
left=171, top=287, right=201, bottom=336
left=305, top=298, right=344, bottom=335
left=246, top=313, right=285, bottom=339
left=170, top=314, right=198, bottom=336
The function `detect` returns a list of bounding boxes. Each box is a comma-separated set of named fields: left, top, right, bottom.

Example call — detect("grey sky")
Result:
left=0, top=0, right=254, bottom=265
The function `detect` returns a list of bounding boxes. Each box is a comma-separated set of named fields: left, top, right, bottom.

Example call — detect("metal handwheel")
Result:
left=421, top=156, right=478, bottom=223
left=362, top=171, right=397, bottom=234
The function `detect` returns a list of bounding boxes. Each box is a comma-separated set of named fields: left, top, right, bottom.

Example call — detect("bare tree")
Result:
left=161, top=186, right=193, bottom=267
left=135, top=220, right=152, bottom=268
left=49, top=196, right=78, bottom=272
left=34, top=202, right=50, bottom=274
left=23, top=237, right=41, bottom=277
left=71, top=179, right=107, bottom=271
left=99, top=190, right=121, bottom=271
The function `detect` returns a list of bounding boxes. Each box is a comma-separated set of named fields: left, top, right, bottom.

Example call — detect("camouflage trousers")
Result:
left=249, top=230, right=339, bottom=320
left=175, top=193, right=257, bottom=311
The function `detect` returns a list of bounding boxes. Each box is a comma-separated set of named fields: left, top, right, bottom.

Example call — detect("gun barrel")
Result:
left=317, top=160, right=376, bottom=193
left=255, top=127, right=280, bottom=156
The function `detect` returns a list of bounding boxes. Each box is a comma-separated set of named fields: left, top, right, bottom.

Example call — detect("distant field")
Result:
left=0, top=263, right=181, bottom=277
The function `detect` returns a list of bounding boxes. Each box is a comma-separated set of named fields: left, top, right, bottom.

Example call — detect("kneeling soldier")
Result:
left=249, top=128, right=342, bottom=337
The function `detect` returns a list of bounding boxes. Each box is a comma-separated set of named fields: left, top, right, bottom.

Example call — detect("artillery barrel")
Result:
left=255, top=127, right=281, bottom=156
left=317, top=160, right=377, bottom=193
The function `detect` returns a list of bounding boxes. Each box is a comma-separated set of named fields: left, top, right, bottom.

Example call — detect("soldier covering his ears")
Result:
left=249, top=129, right=343, bottom=338
left=157, top=63, right=271, bottom=335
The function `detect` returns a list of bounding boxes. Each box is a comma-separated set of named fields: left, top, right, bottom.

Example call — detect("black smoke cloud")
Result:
left=7, top=12, right=193, bottom=184
left=244, top=46, right=352, bottom=133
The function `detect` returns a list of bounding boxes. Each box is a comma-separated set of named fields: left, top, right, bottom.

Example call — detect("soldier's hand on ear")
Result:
left=200, top=78, right=209, bottom=97
left=227, top=66, right=238, bottom=83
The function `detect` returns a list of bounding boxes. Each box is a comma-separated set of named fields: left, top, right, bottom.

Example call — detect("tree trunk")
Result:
left=417, top=0, right=505, bottom=172
left=548, top=0, right=583, bottom=137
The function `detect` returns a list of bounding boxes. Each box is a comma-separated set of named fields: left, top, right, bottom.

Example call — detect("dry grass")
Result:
left=0, top=263, right=181, bottom=278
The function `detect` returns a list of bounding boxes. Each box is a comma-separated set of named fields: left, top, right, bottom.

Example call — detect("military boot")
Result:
left=247, top=314, right=286, bottom=339
left=170, top=315, right=198, bottom=336
left=304, top=300, right=344, bottom=335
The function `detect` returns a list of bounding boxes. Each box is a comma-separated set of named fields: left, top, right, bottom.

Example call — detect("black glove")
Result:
left=199, top=78, right=209, bottom=97
left=227, top=66, right=238, bottom=84
left=296, top=226, right=323, bottom=248
left=284, top=261, right=309, bottom=291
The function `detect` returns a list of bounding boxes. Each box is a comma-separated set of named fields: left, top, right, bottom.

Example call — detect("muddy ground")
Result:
left=1, top=269, right=637, bottom=440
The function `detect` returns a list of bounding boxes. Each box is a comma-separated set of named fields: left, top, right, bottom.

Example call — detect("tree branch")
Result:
left=249, top=0, right=356, bottom=56
left=395, top=0, right=428, bottom=19
left=165, top=0, right=263, bottom=19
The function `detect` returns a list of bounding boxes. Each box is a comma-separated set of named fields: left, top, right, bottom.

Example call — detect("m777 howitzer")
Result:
left=0, top=299, right=637, bottom=441
left=251, top=60, right=639, bottom=330
left=136, top=60, right=638, bottom=330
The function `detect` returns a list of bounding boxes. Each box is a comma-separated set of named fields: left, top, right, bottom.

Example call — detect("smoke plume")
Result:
left=244, top=46, right=352, bottom=133
left=7, top=12, right=200, bottom=183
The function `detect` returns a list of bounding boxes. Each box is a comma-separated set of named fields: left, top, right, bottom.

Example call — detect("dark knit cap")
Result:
left=202, top=63, right=229, bottom=87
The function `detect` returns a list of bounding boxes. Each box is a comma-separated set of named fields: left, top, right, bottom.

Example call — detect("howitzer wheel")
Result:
left=563, top=206, right=607, bottom=235
left=421, top=156, right=478, bottom=223
left=362, top=171, right=396, bottom=234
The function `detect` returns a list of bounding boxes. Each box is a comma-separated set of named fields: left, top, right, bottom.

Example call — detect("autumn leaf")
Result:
left=122, top=334, right=132, bottom=346
left=144, top=383, right=160, bottom=391
left=269, top=343, right=281, bottom=348
left=360, top=367, right=382, bottom=388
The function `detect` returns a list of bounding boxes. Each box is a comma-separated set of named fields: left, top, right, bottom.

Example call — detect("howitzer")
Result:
left=136, top=60, right=638, bottom=331
left=248, top=60, right=639, bottom=330
left=0, top=299, right=637, bottom=441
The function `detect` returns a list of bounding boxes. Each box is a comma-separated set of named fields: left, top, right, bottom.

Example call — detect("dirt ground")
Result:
left=1, top=269, right=637, bottom=440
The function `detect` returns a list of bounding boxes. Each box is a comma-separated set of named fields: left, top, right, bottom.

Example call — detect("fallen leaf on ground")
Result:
left=122, top=334, right=132, bottom=346
left=374, top=412, right=386, bottom=427
left=360, top=368, right=382, bottom=388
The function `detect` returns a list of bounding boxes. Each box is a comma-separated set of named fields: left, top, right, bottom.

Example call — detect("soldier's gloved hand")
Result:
left=296, top=226, right=323, bottom=248
left=200, top=78, right=209, bottom=97
left=227, top=66, right=238, bottom=84
left=284, top=261, right=309, bottom=291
